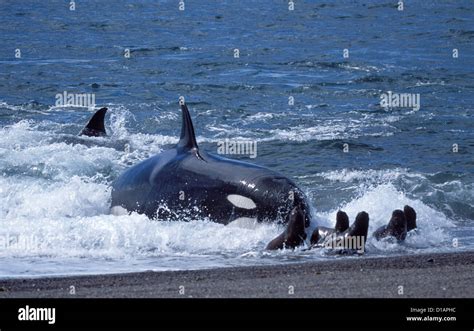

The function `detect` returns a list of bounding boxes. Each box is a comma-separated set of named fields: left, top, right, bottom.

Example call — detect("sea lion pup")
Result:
left=404, top=205, right=417, bottom=232
left=373, top=205, right=418, bottom=241
left=266, top=210, right=367, bottom=252
left=310, top=210, right=350, bottom=245
left=266, top=205, right=307, bottom=250
left=80, top=107, right=108, bottom=137
left=317, top=212, right=369, bottom=254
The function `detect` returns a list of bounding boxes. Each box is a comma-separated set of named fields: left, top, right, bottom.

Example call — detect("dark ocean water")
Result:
left=0, top=1, right=473, bottom=277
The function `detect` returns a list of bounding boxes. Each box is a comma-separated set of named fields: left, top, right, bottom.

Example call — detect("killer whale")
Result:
left=73, top=107, right=132, bottom=151
left=80, top=107, right=108, bottom=137
left=77, top=103, right=420, bottom=251
left=110, top=102, right=313, bottom=248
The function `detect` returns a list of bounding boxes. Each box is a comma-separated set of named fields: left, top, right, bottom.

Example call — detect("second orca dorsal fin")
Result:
left=80, top=107, right=107, bottom=137
left=177, top=103, right=199, bottom=151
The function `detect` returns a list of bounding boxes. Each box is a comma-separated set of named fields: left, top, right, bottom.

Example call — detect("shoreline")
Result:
left=0, top=251, right=473, bottom=298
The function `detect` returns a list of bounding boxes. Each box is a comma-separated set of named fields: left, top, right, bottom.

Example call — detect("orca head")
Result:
left=229, top=173, right=312, bottom=228
left=256, top=176, right=311, bottom=228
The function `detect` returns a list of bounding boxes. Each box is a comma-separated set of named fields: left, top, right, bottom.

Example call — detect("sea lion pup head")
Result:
left=348, top=211, right=369, bottom=241
left=310, top=229, right=320, bottom=246
left=387, top=209, right=407, bottom=241
left=404, top=205, right=417, bottom=232
left=266, top=206, right=307, bottom=250
left=310, top=210, right=349, bottom=246
left=351, top=212, right=369, bottom=253
left=335, top=210, right=349, bottom=233
left=327, top=211, right=368, bottom=254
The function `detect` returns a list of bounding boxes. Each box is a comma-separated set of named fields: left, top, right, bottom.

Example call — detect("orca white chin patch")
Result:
left=227, top=194, right=257, bottom=209
left=227, top=217, right=258, bottom=229
left=110, top=206, right=129, bottom=216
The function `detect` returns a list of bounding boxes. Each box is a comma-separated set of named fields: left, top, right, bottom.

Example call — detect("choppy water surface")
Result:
left=0, top=1, right=473, bottom=277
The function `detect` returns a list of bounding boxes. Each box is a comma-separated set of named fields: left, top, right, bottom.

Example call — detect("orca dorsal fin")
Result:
left=80, top=107, right=107, bottom=137
left=177, top=103, right=199, bottom=151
